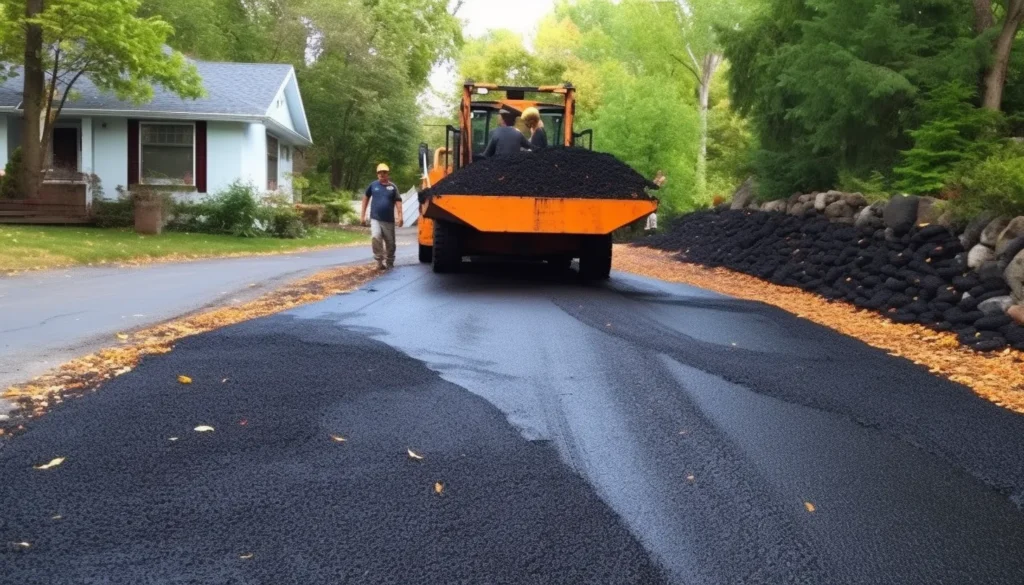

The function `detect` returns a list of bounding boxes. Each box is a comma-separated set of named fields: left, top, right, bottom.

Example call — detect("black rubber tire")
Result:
left=431, top=220, right=462, bottom=273
left=578, top=235, right=612, bottom=280
left=418, top=244, right=433, bottom=264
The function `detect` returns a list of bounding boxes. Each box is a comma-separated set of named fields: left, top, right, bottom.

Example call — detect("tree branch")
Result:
left=669, top=53, right=701, bottom=83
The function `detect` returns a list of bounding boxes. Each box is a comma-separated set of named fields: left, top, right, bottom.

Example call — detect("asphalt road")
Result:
left=2, top=261, right=1024, bottom=584
left=0, top=231, right=415, bottom=414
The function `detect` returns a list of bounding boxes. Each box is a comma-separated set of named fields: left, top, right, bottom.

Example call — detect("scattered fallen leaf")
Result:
left=238, top=419, right=248, bottom=426
left=330, top=435, right=346, bottom=443
left=193, top=425, right=215, bottom=433
left=33, top=457, right=66, bottom=470
left=240, top=553, right=254, bottom=560
left=221, top=378, right=229, bottom=384
left=116, top=333, right=129, bottom=341
left=12, top=542, right=30, bottom=549
left=177, top=375, right=192, bottom=385
left=686, top=474, right=695, bottom=482
left=168, top=437, right=179, bottom=441
left=407, top=448, right=424, bottom=460
left=434, top=482, right=444, bottom=494
left=51, top=515, right=62, bottom=520
left=804, top=501, right=816, bottom=513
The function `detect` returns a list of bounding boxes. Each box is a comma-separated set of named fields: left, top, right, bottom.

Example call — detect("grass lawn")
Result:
left=0, top=225, right=369, bottom=273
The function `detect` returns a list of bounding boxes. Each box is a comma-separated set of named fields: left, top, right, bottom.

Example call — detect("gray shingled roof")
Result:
left=0, top=61, right=293, bottom=117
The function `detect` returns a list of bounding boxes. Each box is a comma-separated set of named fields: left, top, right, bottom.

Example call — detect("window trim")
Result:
left=139, top=121, right=196, bottom=186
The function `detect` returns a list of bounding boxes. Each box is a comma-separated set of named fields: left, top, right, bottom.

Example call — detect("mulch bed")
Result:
left=421, top=148, right=658, bottom=200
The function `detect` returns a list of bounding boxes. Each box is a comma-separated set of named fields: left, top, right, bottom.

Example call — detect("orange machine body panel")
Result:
left=425, top=195, right=656, bottom=235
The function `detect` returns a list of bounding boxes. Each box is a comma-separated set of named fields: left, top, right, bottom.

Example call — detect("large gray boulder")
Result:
left=729, top=177, right=757, bottom=210
left=960, top=210, right=997, bottom=250
left=978, top=296, right=1014, bottom=316
left=883, top=195, right=920, bottom=234
left=854, top=206, right=883, bottom=229
left=1006, top=249, right=1024, bottom=302
left=980, top=216, right=1011, bottom=247
left=995, top=216, right=1024, bottom=256
left=968, top=244, right=996, bottom=269
left=824, top=200, right=854, bottom=219
left=814, top=192, right=829, bottom=211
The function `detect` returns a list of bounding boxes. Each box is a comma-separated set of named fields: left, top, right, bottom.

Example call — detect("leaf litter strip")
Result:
left=613, top=245, right=1024, bottom=415
left=1, top=264, right=380, bottom=437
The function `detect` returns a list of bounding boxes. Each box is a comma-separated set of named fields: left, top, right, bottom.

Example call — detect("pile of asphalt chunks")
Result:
left=420, top=148, right=658, bottom=201
left=648, top=209, right=1024, bottom=352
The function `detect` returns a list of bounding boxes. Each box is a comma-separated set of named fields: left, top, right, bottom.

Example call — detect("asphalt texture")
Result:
left=421, top=148, right=658, bottom=199
left=3, top=262, right=1024, bottom=584
left=0, top=230, right=416, bottom=415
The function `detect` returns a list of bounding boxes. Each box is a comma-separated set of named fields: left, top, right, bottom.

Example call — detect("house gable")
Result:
left=264, top=69, right=311, bottom=147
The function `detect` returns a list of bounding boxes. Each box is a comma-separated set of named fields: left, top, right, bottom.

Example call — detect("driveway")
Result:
left=0, top=229, right=415, bottom=414
left=2, top=262, right=1022, bottom=583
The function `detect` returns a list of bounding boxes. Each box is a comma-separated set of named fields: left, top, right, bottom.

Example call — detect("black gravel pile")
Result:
left=422, top=149, right=658, bottom=200
left=645, top=209, right=1024, bottom=352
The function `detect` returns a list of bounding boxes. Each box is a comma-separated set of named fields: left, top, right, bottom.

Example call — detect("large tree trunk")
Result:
left=695, top=53, right=721, bottom=204
left=982, top=3, right=1024, bottom=111
left=21, top=0, right=45, bottom=199
left=330, top=157, right=342, bottom=189
left=973, top=0, right=994, bottom=34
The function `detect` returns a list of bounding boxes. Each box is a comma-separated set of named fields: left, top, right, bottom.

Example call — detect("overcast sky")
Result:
left=424, top=0, right=556, bottom=113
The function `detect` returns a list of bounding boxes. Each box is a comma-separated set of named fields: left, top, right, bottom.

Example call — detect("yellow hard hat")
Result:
left=376, top=163, right=390, bottom=173
left=522, top=107, right=541, bottom=123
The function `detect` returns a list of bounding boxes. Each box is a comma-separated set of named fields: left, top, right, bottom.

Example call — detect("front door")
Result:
left=52, top=127, right=78, bottom=172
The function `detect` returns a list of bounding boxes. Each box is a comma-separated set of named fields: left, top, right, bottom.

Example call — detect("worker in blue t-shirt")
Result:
left=361, top=163, right=404, bottom=270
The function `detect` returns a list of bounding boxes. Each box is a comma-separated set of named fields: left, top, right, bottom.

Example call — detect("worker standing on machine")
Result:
left=522, top=107, right=547, bottom=149
left=483, top=109, right=533, bottom=157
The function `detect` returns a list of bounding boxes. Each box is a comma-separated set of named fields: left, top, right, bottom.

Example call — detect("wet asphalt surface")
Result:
left=2, top=261, right=1024, bottom=584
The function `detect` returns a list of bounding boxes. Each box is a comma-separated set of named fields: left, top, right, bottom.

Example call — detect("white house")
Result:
left=0, top=59, right=312, bottom=205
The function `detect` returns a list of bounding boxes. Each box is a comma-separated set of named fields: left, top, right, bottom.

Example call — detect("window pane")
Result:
left=141, top=124, right=193, bottom=146
left=142, top=145, right=194, bottom=183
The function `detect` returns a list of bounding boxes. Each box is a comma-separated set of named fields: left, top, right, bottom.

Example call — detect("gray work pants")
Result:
left=371, top=219, right=396, bottom=267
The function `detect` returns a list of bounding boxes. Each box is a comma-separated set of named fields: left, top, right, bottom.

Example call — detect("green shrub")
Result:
left=951, top=143, right=1024, bottom=217
left=894, top=82, right=1003, bottom=195
left=1, top=147, right=24, bottom=199
left=92, top=196, right=135, bottom=228
left=165, top=199, right=218, bottom=233
left=837, top=169, right=890, bottom=203
left=270, top=206, right=307, bottom=238
left=207, top=182, right=263, bottom=237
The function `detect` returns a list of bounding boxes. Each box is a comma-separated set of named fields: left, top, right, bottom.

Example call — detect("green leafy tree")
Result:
left=0, top=0, right=203, bottom=198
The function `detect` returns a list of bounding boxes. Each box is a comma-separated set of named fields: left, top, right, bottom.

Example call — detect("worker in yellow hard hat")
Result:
left=522, top=107, right=547, bottom=149
left=361, top=162, right=403, bottom=269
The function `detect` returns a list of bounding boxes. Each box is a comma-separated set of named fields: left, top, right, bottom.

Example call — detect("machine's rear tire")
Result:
left=578, top=235, right=612, bottom=280
left=418, top=244, right=433, bottom=264
left=431, top=220, right=462, bottom=273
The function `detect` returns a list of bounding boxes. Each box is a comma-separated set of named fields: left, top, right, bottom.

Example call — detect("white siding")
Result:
left=206, top=121, right=246, bottom=196
left=278, top=143, right=293, bottom=195
left=241, top=122, right=267, bottom=191
left=92, top=117, right=127, bottom=200
left=268, top=90, right=295, bottom=132
left=0, top=115, right=7, bottom=166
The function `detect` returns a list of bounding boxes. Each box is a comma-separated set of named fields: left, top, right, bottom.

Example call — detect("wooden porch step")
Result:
left=0, top=216, right=92, bottom=225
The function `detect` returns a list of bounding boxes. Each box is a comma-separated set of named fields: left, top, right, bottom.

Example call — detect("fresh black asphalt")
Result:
left=2, top=262, right=1024, bottom=584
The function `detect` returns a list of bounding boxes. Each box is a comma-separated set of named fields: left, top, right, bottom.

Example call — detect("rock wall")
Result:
left=647, top=193, right=1024, bottom=353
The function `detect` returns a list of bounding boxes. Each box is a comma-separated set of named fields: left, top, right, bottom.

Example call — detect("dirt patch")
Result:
left=1, top=264, right=380, bottom=437
left=421, top=149, right=658, bottom=200
left=614, top=245, right=1024, bottom=415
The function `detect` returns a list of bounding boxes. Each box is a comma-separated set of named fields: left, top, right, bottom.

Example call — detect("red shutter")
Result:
left=195, top=121, right=207, bottom=193
left=127, top=120, right=139, bottom=186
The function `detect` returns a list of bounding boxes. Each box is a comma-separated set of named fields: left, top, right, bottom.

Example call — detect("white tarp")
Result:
left=401, top=187, right=420, bottom=226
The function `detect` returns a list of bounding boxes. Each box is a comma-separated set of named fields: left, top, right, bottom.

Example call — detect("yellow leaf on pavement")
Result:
left=330, top=435, right=346, bottom=443
left=193, top=425, right=215, bottom=432
left=177, top=375, right=192, bottom=385
left=804, top=501, right=816, bottom=513
left=407, top=448, right=424, bottom=460
left=116, top=333, right=129, bottom=341
left=434, top=482, right=444, bottom=494
left=33, top=457, right=65, bottom=470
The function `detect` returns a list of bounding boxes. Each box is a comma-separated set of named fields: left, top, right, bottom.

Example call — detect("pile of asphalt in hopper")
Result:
left=421, top=148, right=658, bottom=201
